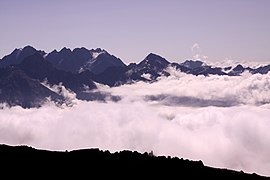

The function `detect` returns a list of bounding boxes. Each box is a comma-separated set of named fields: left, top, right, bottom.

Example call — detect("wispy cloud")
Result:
left=191, top=43, right=209, bottom=60
left=191, top=43, right=200, bottom=52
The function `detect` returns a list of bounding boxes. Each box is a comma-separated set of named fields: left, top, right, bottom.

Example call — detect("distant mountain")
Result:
left=0, top=46, right=45, bottom=68
left=0, top=52, right=99, bottom=108
left=1, top=46, right=270, bottom=78
left=88, top=65, right=146, bottom=87
left=122, top=53, right=170, bottom=80
left=170, top=60, right=226, bottom=76
left=89, top=53, right=171, bottom=86
left=250, top=64, right=270, bottom=74
left=0, top=66, right=63, bottom=108
left=45, top=47, right=126, bottom=74
left=1, top=46, right=270, bottom=107
left=138, top=53, right=170, bottom=70
left=174, top=59, right=270, bottom=76
left=18, top=53, right=97, bottom=94
left=190, top=66, right=227, bottom=76
left=227, top=64, right=246, bottom=76
left=135, top=53, right=170, bottom=78
left=181, top=60, right=204, bottom=69
left=79, top=48, right=127, bottom=74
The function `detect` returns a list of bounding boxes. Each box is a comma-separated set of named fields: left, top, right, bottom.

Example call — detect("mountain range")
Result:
left=1, top=46, right=270, bottom=108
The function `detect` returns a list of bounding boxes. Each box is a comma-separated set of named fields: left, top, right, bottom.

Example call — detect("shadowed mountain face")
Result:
left=0, top=53, right=99, bottom=108
left=80, top=48, right=127, bottom=74
left=18, top=53, right=97, bottom=93
left=0, top=67, right=63, bottom=108
left=45, top=47, right=126, bottom=74
left=0, top=46, right=45, bottom=68
left=172, top=60, right=227, bottom=76
left=251, top=64, right=270, bottom=74
left=138, top=53, right=170, bottom=70
left=0, top=144, right=267, bottom=179
left=134, top=53, right=171, bottom=79
left=228, top=64, right=245, bottom=76
left=181, top=60, right=204, bottom=69
left=87, top=53, right=171, bottom=86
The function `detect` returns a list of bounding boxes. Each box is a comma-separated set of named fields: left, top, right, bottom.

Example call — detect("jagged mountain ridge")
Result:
left=0, top=46, right=270, bottom=107
left=0, top=46, right=126, bottom=75
left=45, top=47, right=126, bottom=74
left=18, top=53, right=97, bottom=94
left=0, top=46, right=45, bottom=68
left=1, top=46, right=269, bottom=77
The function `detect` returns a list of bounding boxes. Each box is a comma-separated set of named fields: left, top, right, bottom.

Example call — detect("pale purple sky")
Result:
left=0, top=0, right=269, bottom=63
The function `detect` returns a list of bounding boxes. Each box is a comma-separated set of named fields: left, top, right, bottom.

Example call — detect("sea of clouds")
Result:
left=1, top=68, right=270, bottom=176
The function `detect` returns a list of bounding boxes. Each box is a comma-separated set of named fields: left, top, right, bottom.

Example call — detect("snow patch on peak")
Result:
left=141, top=73, right=152, bottom=80
left=81, top=51, right=106, bottom=72
left=92, top=51, right=105, bottom=59
left=78, top=67, right=85, bottom=73
left=43, top=53, right=49, bottom=58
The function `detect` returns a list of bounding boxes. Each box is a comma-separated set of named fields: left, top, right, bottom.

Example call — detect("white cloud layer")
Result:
left=108, top=68, right=270, bottom=107
left=1, top=69, right=270, bottom=176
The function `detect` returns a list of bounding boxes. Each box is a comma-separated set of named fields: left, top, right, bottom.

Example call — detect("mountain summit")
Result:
left=0, top=46, right=45, bottom=68
left=138, top=53, right=170, bottom=70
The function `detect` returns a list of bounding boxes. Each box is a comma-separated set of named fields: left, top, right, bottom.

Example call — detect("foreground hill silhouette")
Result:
left=0, top=144, right=268, bottom=179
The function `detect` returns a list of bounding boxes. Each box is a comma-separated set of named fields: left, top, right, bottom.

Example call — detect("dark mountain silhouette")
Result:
left=134, top=53, right=170, bottom=79
left=2, top=46, right=270, bottom=78
left=170, top=62, right=192, bottom=72
left=228, top=64, right=245, bottom=76
left=0, top=53, right=99, bottom=107
left=80, top=48, right=127, bottom=74
left=0, top=46, right=45, bottom=68
left=18, top=53, right=96, bottom=94
left=45, top=47, right=90, bottom=73
left=173, top=60, right=227, bottom=76
left=45, top=47, right=126, bottom=74
left=224, top=66, right=232, bottom=71
left=0, top=67, right=63, bottom=108
left=88, top=53, right=170, bottom=86
left=88, top=65, right=147, bottom=87
left=138, top=53, right=170, bottom=70
left=189, top=65, right=227, bottom=76
left=250, top=64, right=270, bottom=74
left=181, top=60, right=204, bottom=69
left=1, top=46, right=270, bottom=107
left=0, top=144, right=267, bottom=179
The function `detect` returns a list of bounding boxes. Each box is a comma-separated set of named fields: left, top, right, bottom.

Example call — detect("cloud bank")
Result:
left=108, top=68, right=270, bottom=107
left=1, top=69, right=270, bottom=176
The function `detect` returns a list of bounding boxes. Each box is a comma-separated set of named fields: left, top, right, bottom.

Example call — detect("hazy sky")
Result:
left=0, top=0, right=269, bottom=63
